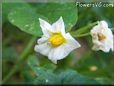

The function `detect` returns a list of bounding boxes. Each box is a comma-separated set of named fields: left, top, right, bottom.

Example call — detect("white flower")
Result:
left=90, top=20, right=113, bottom=52
left=34, top=17, right=81, bottom=64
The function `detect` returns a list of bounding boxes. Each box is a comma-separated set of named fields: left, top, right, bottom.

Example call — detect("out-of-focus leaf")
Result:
left=75, top=50, right=113, bottom=79
left=21, top=70, right=34, bottom=83
left=34, top=68, right=100, bottom=84
left=8, top=6, right=45, bottom=36
left=2, top=47, right=17, bottom=61
left=2, top=2, right=30, bottom=23
left=31, top=2, right=78, bottom=31
left=28, top=55, right=101, bottom=84
left=27, top=55, right=40, bottom=76
left=59, top=69, right=99, bottom=84
left=34, top=69, right=61, bottom=84
left=27, top=55, right=57, bottom=75
left=27, top=55, right=60, bottom=84
left=8, top=2, right=77, bottom=36
left=95, top=77, right=114, bottom=84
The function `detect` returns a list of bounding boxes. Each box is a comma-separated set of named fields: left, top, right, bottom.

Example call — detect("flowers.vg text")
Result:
left=76, top=2, right=114, bottom=7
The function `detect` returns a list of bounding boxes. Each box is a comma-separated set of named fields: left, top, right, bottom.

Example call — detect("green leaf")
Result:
left=70, top=21, right=97, bottom=36
left=21, top=69, right=34, bottom=83
left=33, top=2, right=77, bottom=30
left=27, top=55, right=61, bottom=84
left=8, top=2, right=78, bottom=36
left=27, top=55, right=40, bottom=67
left=34, top=69, right=61, bottom=84
left=8, top=6, right=45, bottom=36
left=59, top=69, right=99, bottom=84
left=27, top=55, right=40, bottom=76
left=28, top=55, right=100, bottom=84
left=34, top=69, right=100, bottom=84
left=2, top=3, right=30, bottom=23
left=32, top=2, right=78, bottom=31
left=27, top=55, right=57, bottom=75
left=95, top=77, right=114, bottom=84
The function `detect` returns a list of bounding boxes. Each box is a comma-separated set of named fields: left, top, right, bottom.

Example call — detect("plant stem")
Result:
left=69, top=21, right=98, bottom=38
left=71, top=21, right=98, bottom=35
left=71, top=32, right=90, bottom=38
left=112, top=28, right=114, bottom=31
left=2, top=36, right=37, bottom=83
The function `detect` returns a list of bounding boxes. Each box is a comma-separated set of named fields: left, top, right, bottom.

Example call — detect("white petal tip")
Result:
left=39, top=18, right=43, bottom=22
left=60, top=16, right=62, bottom=18
left=99, top=20, right=108, bottom=28
left=59, top=16, right=63, bottom=21
left=34, top=45, right=38, bottom=52
left=78, top=44, right=81, bottom=48
left=75, top=43, right=81, bottom=49
left=102, top=50, right=110, bottom=53
left=52, top=60, right=57, bottom=64
left=75, top=41, right=81, bottom=49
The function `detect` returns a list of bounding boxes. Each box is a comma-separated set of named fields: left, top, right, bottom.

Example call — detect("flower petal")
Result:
left=100, top=45, right=110, bottom=52
left=101, top=39, right=113, bottom=52
left=48, top=45, right=65, bottom=64
left=90, top=25, right=99, bottom=36
left=34, top=43, right=51, bottom=56
left=60, top=33, right=80, bottom=58
left=37, top=36, right=49, bottom=44
left=92, top=45, right=100, bottom=51
left=98, top=20, right=108, bottom=29
left=91, top=20, right=113, bottom=52
left=48, top=33, right=81, bottom=64
left=39, top=18, right=52, bottom=36
left=52, top=17, right=65, bottom=35
left=65, top=33, right=81, bottom=49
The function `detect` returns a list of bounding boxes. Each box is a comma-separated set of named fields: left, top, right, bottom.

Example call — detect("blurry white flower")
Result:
left=90, top=20, right=113, bottom=52
left=34, top=17, right=81, bottom=64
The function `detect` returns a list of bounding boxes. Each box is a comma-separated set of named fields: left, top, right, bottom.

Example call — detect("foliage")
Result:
left=2, top=1, right=114, bottom=85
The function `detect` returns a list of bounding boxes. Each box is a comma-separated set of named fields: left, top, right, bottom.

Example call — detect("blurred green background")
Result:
left=2, top=1, right=114, bottom=84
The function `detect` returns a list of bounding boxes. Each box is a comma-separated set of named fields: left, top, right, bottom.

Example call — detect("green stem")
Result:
left=69, top=21, right=98, bottom=38
left=71, top=21, right=98, bottom=35
left=2, top=36, right=37, bottom=83
left=71, top=32, right=90, bottom=38
left=112, top=28, right=114, bottom=31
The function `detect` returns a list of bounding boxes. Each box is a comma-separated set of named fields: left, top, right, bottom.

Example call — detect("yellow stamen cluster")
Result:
left=98, top=33, right=106, bottom=41
left=48, top=33, right=65, bottom=47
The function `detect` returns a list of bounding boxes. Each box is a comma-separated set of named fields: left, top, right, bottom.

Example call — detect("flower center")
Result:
left=98, top=33, right=106, bottom=41
left=48, top=33, right=65, bottom=47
